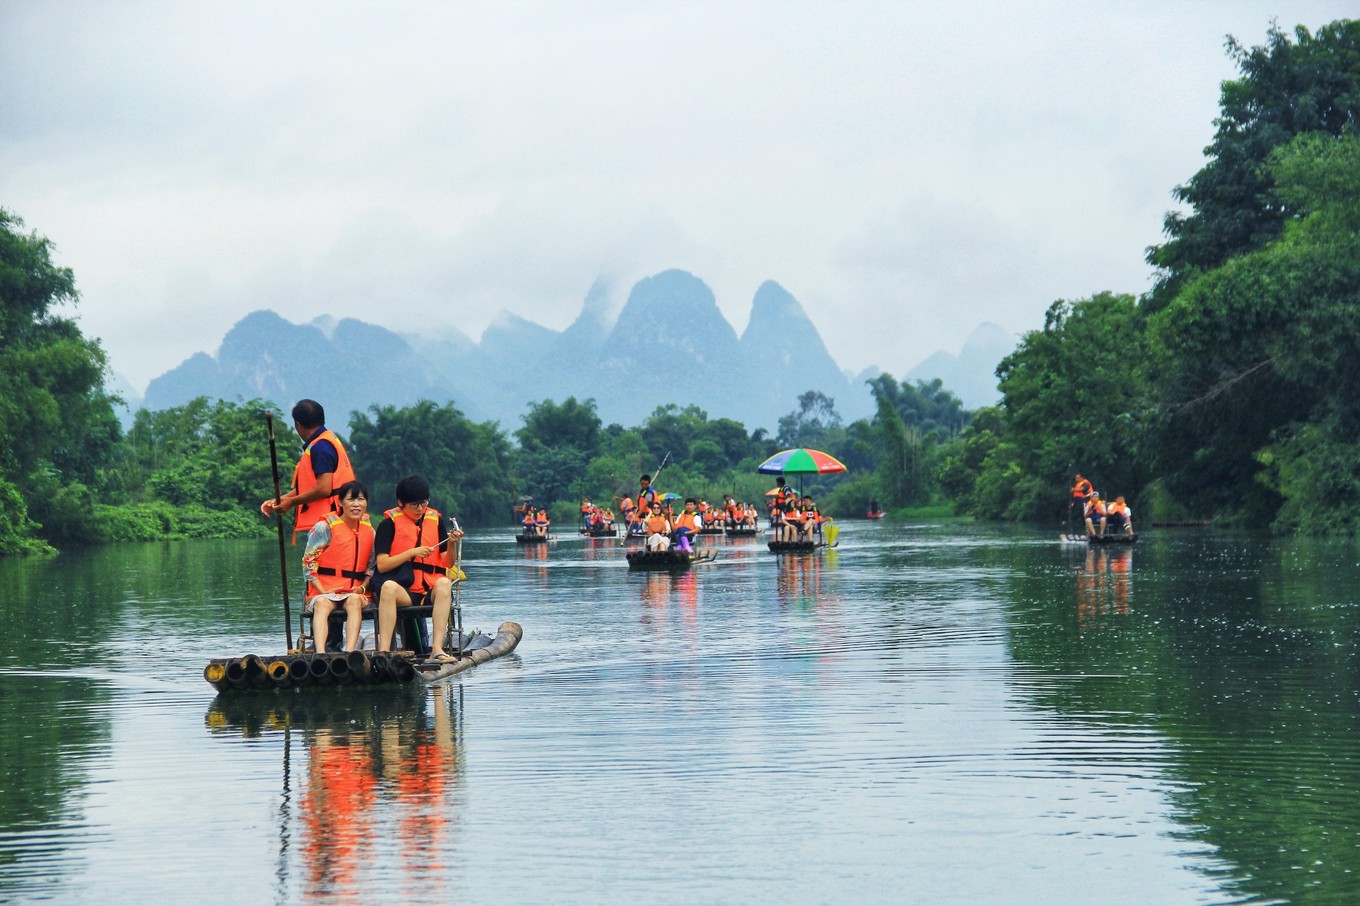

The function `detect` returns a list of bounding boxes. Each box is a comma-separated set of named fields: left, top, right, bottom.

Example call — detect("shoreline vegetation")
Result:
left=5, top=20, right=1359, bottom=556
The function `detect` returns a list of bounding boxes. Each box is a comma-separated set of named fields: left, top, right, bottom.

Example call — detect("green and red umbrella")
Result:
left=756, top=448, right=847, bottom=476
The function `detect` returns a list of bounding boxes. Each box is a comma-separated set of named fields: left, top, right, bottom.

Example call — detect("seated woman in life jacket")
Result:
left=781, top=497, right=807, bottom=543
left=533, top=507, right=550, bottom=537
left=373, top=474, right=464, bottom=660
left=800, top=497, right=822, bottom=542
left=1104, top=496, right=1133, bottom=535
left=742, top=502, right=759, bottom=528
left=1084, top=494, right=1108, bottom=537
left=521, top=508, right=536, bottom=536
left=301, top=480, right=375, bottom=652
left=644, top=506, right=672, bottom=551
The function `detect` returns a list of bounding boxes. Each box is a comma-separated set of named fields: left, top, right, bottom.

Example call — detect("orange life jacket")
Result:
left=383, top=506, right=450, bottom=594
left=313, top=514, right=375, bottom=595
left=1072, top=478, right=1092, bottom=499
left=675, top=512, right=700, bottom=532
left=1107, top=500, right=1129, bottom=517
left=646, top=513, right=670, bottom=534
left=535, top=511, right=549, bottom=525
left=292, top=428, right=356, bottom=539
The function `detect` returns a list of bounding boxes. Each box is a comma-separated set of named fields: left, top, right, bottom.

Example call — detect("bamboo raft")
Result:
left=516, top=532, right=549, bottom=544
left=625, top=548, right=716, bottom=570
left=204, top=621, right=523, bottom=692
left=1060, top=533, right=1138, bottom=545
left=767, top=539, right=830, bottom=553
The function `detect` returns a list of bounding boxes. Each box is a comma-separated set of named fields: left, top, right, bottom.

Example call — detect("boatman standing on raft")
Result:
left=373, top=474, right=464, bottom=661
left=260, top=399, right=356, bottom=543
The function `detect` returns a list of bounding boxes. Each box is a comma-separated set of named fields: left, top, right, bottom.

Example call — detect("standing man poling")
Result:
left=260, top=399, right=356, bottom=543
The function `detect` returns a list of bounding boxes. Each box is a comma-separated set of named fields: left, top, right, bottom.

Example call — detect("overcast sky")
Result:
left=2, top=1, right=1354, bottom=393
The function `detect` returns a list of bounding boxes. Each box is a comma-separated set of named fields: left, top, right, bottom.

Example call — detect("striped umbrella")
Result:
left=756, top=448, right=847, bottom=476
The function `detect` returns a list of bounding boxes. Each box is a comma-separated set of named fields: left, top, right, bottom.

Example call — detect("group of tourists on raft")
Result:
left=520, top=506, right=552, bottom=537
left=259, top=399, right=463, bottom=662
left=764, top=476, right=827, bottom=544
left=1071, top=473, right=1134, bottom=537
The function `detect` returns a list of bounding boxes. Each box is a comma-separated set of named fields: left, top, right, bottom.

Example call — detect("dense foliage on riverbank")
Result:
left=3, top=20, right=1357, bottom=554
left=947, top=22, right=1360, bottom=532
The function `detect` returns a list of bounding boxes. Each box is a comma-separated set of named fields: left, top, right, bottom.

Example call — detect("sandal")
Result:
left=428, top=651, right=457, bottom=662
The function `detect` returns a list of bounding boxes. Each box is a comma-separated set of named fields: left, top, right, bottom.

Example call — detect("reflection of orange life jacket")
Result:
left=675, top=512, right=700, bottom=532
left=314, top=515, right=375, bottom=594
left=292, top=429, right=357, bottom=539
left=383, top=507, right=450, bottom=594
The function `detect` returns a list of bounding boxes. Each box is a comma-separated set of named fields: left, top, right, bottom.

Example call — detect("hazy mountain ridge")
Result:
left=138, top=270, right=1010, bottom=432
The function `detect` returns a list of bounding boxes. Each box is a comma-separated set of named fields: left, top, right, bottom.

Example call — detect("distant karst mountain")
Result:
left=140, top=270, right=1003, bottom=432
left=906, top=322, right=1014, bottom=409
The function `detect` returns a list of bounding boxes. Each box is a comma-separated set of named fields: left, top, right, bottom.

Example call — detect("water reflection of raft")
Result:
left=203, top=622, right=524, bottom=692
left=725, top=526, right=760, bottom=536
left=516, top=532, right=549, bottom=544
left=625, top=548, right=716, bottom=570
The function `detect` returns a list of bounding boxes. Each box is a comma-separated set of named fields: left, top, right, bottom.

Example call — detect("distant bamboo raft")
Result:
left=204, top=622, right=524, bottom=692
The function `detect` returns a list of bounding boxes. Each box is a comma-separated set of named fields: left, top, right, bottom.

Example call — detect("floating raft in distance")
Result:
left=1089, top=532, right=1137, bottom=545
left=1060, top=533, right=1138, bottom=545
left=725, top=526, right=760, bottom=536
left=203, top=621, right=524, bottom=692
left=768, top=540, right=832, bottom=553
left=581, top=524, right=618, bottom=537
left=516, top=532, right=549, bottom=544
left=625, top=548, right=716, bottom=570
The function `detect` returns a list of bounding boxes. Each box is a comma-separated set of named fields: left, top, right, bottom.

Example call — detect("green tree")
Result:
left=776, top=390, right=843, bottom=449
left=1146, top=20, right=1360, bottom=308
left=348, top=400, right=513, bottom=527
left=979, top=292, right=1150, bottom=521
left=514, top=397, right=602, bottom=456
left=0, top=209, right=122, bottom=552
left=1150, top=132, right=1360, bottom=529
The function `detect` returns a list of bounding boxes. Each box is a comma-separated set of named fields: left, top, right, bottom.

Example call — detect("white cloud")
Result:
left=1, top=0, right=1352, bottom=391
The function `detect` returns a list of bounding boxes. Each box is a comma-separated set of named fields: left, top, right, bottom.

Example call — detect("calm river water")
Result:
left=1, top=521, right=1357, bottom=904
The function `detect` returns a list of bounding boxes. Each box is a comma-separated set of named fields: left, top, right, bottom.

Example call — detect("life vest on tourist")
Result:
left=313, top=514, right=375, bottom=595
left=775, top=485, right=794, bottom=507
left=620, top=496, right=635, bottom=514
left=291, top=428, right=356, bottom=538
left=1107, top=500, right=1129, bottom=518
left=675, top=512, right=701, bottom=533
left=1072, top=478, right=1092, bottom=499
left=535, top=510, right=549, bottom=526
left=383, top=506, right=450, bottom=594
left=646, top=512, right=670, bottom=534
left=1085, top=499, right=1106, bottom=518
left=784, top=505, right=804, bottom=523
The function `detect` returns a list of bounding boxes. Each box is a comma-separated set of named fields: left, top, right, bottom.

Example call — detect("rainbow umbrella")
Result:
left=756, top=447, right=848, bottom=499
left=756, top=448, right=847, bottom=476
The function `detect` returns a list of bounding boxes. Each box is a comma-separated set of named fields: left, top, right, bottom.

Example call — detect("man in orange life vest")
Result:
left=260, top=399, right=356, bottom=542
left=374, top=475, right=464, bottom=660
left=301, top=480, right=375, bottom=653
